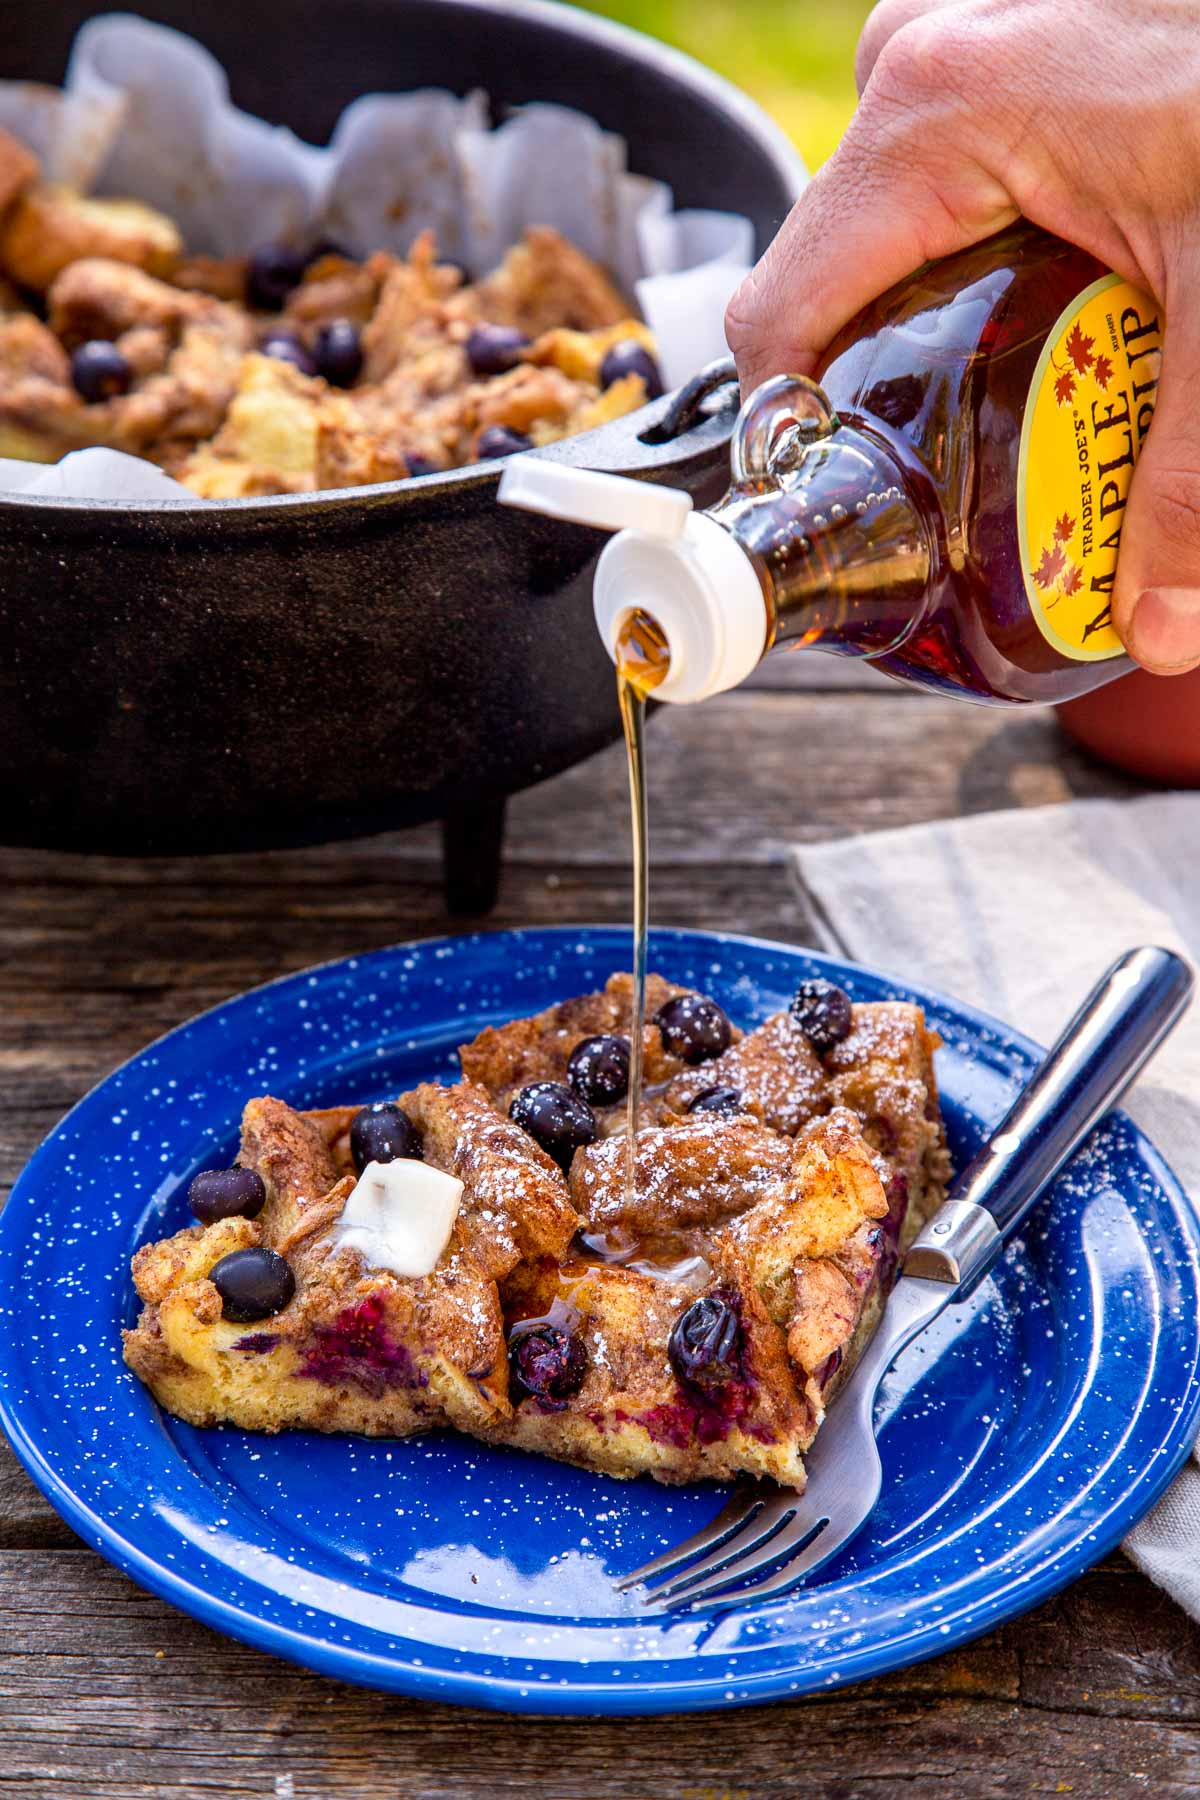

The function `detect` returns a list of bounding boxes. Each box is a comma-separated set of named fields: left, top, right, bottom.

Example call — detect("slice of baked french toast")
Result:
left=123, top=971, right=950, bottom=1491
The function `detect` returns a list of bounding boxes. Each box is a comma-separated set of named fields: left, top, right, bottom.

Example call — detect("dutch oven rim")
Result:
left=0, top=0, right=805, bottom=523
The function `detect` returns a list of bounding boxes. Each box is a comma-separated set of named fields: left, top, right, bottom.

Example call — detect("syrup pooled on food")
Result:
left=615, top=608, right=671, bottom=1202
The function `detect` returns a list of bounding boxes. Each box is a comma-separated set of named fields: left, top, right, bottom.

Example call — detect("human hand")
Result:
left=725, top=0, right=1200, bottom=674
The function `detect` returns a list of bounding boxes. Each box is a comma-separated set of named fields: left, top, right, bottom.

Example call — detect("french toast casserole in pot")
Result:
left=0, top=0, right=803, bottom=909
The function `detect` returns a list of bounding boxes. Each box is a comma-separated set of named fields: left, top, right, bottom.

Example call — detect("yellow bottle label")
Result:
left=1019, top=274, right=1162, bottom=660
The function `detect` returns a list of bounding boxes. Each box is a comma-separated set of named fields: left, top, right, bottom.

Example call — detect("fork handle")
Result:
left=903, top=945, right=1193, bottom=1296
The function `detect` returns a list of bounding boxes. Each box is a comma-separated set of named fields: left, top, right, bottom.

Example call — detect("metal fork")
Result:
left=618, top=944, right=1193, bottom=1611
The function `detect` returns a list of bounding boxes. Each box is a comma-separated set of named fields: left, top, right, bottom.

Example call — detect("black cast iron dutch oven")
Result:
left=0, top=0, right=803, bottom=910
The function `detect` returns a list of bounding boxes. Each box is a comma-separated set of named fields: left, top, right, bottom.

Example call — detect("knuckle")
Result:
left=723, top=272, right=763, bottom=357
left=869, top=15, right=959, bottom=108
left=866, top=28, right=928, bottom=109
left=856, top=0, right=930, bottom=91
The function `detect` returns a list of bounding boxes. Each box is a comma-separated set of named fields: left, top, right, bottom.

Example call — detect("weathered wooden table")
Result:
left=3, top=656, right=1197, bottom=1799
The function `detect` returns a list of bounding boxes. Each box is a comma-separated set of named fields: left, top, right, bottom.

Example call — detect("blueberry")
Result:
left=71, top=341, right=131, bottom=402
left=405, top=455, right=438, bottom=477
left=510, top=1081, right=596, bottom=1172
left=599, top=338, right=664, bottom=400
left=654, top=994, right=732, bottom=1065
left=188, top=1166, right=267, bottom=1225
left=466, top=324, right=529, bottom=376
left=260, top=330, right=316, bottom=376
left=790, top=978, right=854, bottom=1054
left=476, top=425, right=531, bottom=460
left=350, top=1102, right=423, bottom=1174
left=510, top=1324, right=587, bottom=1402
left=687, top=1085, right=743, bottom=1118
left=210, top=1247, right=295, bottom=1322
left=246, top=244, right=308, bottom=311
left=567, top=1033, right=630, bottom=1107
left=668, top=1291, right=742, bottom=1394
left=314, top=318, right=363, bottom=387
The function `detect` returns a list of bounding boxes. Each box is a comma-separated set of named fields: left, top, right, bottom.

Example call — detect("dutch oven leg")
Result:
left=441, top=794, right=507, bottom=915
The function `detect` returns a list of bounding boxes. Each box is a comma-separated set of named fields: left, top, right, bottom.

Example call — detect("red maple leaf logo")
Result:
left=1053, top=512, right=1076, bottom=544
left=1093, top=352, right=1114, bottom=389
left=1054, top=368, right=1076, bottom=406
left=1033, top=544, right=1066, bottom=589
left=1065, top=323, right=1095, bottom=373
left=1060, top=562, right=1084, bottom=595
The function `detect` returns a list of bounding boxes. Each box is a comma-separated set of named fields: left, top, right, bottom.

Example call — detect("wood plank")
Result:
left=505, top=690, right=1139, bottom=862
left=0, top=1448, right=68, bottom=1551
left=2, top=1553, right=1198, bottom=1799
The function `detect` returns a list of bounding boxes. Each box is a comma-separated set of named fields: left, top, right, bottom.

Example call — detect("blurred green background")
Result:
left=573, top=0, right=874, bottom=170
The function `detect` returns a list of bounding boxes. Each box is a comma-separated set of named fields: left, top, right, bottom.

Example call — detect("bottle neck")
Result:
left=712, top=418, right=935, bottom=661
left=542, top=382, right=939, bottom=705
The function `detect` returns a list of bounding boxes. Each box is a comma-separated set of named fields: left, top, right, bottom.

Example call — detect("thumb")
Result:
left=725, top=30, right=1016, bottom=394
left=1111, top=274, right=1200, bottom=674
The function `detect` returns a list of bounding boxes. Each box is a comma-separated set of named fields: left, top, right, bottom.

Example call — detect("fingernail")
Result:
left=1129, top=588, right=1200, bottom=670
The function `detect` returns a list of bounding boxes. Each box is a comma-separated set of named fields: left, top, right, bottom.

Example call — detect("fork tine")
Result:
left=629, top=1490, right=805, bottom=1605
left=655, top=1506, right=831, bottom=1608
left=667, top=1475, right=880, bottom=1611
left=638, top=1493, right=803, bottom=1604
left=614, top=1486, right=765, bottom=1591
left=680, top=1513, right=859, bottom=1611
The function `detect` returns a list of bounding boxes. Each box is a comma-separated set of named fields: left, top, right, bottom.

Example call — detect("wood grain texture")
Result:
left=0, top=680, right=1186, bottom=1799
left=3, top=1555, right=1199, bottom=1799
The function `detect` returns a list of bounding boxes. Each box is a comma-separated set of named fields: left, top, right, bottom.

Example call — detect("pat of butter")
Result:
left=331, top=1158, right=463, bottom=1278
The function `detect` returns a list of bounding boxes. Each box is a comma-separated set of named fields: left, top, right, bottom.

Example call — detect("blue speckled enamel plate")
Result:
left=2, top=927, right=1198, bottom=1714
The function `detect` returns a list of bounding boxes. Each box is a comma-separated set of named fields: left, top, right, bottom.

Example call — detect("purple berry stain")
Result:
left=298, top=1292, right=425, bottom=1396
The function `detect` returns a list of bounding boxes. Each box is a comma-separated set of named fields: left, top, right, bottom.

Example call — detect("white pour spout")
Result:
left=497, top=459, right=767, bottom=704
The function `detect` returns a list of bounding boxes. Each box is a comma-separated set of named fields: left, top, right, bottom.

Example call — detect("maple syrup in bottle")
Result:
left=718, top=222, right=1162, bottom=703
left=511, top=220, right=1165, bottom=710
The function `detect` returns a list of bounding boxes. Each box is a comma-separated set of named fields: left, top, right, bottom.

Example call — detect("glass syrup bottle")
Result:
left=501, top=221, right=1163, bottom=708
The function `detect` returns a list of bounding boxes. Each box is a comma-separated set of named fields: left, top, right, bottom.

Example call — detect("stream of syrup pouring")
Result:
left=614, top=607, right=672, bottom=1202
